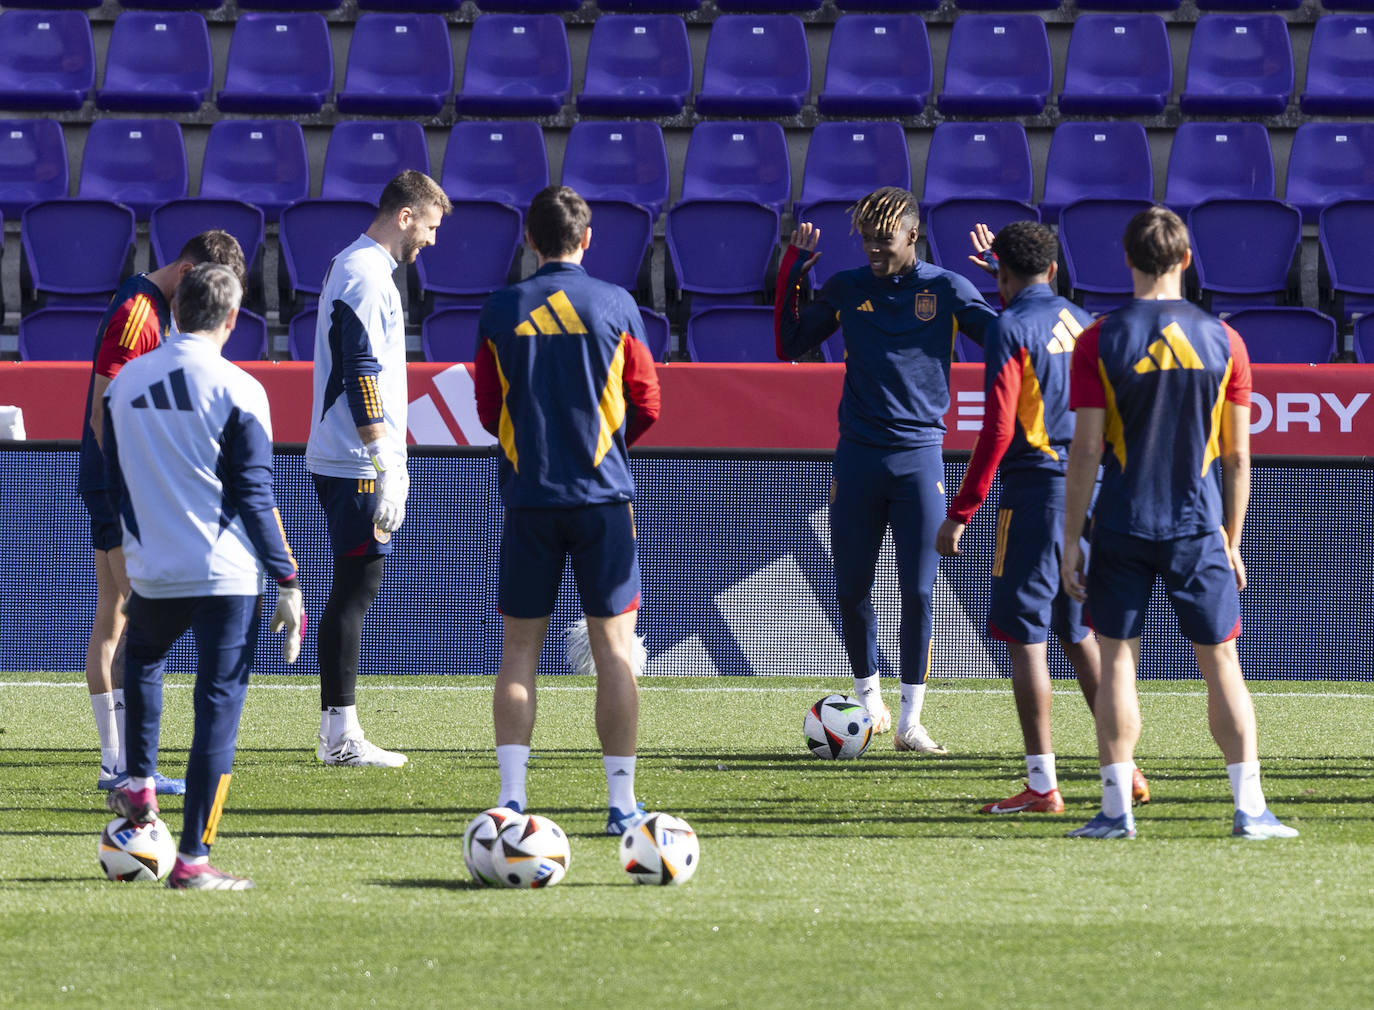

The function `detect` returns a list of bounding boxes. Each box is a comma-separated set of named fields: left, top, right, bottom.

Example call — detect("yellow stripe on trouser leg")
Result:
left=202, top=773, right=233, bottom=846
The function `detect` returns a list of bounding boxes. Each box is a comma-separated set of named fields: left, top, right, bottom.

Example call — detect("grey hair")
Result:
left=173, top=262, right=243, bottom=335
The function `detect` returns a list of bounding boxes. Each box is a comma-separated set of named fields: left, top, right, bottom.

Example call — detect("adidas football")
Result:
left=98, top=816, right=177, bottom=882
left=462, top=807, right=525, bottom=887
left=620, top=812, right=700, bottom=886
left=803, top=694, right=874, bottom=759
left=491, top=813, right=571, bottom=889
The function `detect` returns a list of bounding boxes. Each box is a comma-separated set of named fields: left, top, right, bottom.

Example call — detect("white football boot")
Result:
left=894, top=723, right=948, bottom=755
left=321, top=735, right=408, bottom=767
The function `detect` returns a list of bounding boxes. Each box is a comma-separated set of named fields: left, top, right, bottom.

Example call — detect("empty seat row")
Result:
left=5, top=10, right=1374, bottom=118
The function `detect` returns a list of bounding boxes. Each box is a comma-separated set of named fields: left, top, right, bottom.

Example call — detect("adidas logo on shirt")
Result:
left=856, top=300, right=874, bottom=313
left=1047, top=309, right=1084, bottom=354
left=1134, top=322, right=1205, bottom=373
left=129, top=367, right=193, bottom=412
left=513, top=290, right=589, bottom=336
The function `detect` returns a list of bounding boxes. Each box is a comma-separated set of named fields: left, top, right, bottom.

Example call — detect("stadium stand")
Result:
left=288, top=308, right=317, bottom=362
left=336, top=13, right=453, bottom=116
left=686, top=306, right=777, bottom=363
left=936, top=15, right=1052, bottom=115
left=216, top=13, right=332, bottom=114
left=580, top=199, right=654, bottom=299
left=95, top=12, right=211, bottom=113
left=76, top=119, right=187, bottom=221
left=237, top=0, right=339, bottom=8
left=922, top=123, right=1034, bottom=211
left=223, top=308, right=269, bottom=363
left=694, top=15, right=810, bottom=117
left=0, top=10, right=94, bottom=112
left=680, top=122, right=792, bottom=214
left=1164, top=122, right=1275, bottom=213
left=1057, top=14, right=1172, bottom=115
left=1078, top=0, right=1179, bottom=9
left=322, top=121, right=431, bottom=203
left=834, top=0, right=936, bottom=8
left=440, top=121, right=549, bottom=214
left=413, top=200, right=524, bottom=308
left=1225, top=307, right=1338, bottom=364
left=421, top=306, right=480, bottom=363
left=453, top=14, right=571, bottom=117
left=1040, top=122, right=1154, bottom=218
left=474, top=0, right=579, bottom=10
left=638, top=307, right=671, bottom=362
left=0, top=119, right=67, bottom=218
left=1354, top=315, right=1374, bottom=363
left=1179, top=15, right=1294, bottom=116
left=561, top=122, right=670, bottom=219
left=149, top=198, right=266, bottom=307
left=277, top=199, right=378, bottom=321
left=200, top=121, right=310, bottom=224
left=17, top=306, right=104, bottom=361
left=576, top=14, right=692, bottom=117
left=815, top=15, right=931, bottom=117
left=20, top=200, right=135, bottom=311
left=923, top=199, right=1040, bottom=300
left=1188, top=198, right=1301, bottom=313
left=596, top=0, right=700, bottom=10
left=1284, top=122, right=1374, bottom=224
left=1318, top=200, right=1374, bottom=321
left=1300, top=15, right=1374, bottom=114
left=1058, top=198, right=1156, bottom=314
left=665, top=199, right=779, bottom=313
left=955, top=333, right=985, bottom=363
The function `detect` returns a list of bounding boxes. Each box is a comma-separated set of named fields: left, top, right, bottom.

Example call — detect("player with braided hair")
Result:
left=775, top=187, right=997, bottom=753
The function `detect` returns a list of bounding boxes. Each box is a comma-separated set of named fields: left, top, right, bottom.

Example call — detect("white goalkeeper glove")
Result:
left=366, top=438, right=409, bottom=534
left=270, top=580, right=304, bottom=664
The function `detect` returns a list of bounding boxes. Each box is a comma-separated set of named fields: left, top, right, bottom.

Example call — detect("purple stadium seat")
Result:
left=1284, top=123, right=1374, bottom=225
left=1041, top=123, right=1154, bottom=218
left=0, top=11, right=94, bottom=111
left=288, top=308, right=318, bottom=362
left=799, top=121, right=911, bottom=210
left=1165, top=122, right=1274, bottom=214
left=922, top=123, right=1032, bottom=211
left=362, top=0, right=463, bottom=9
left=686, top=306, right=778, bottom=363
left=561, top=122, right=669, bottom=219
left=337, top=14, right=452, bottom=115
left=1225, top=308, right=1336, bottom=365
left=0, top=0, right=97, bottom=8
left=816, top=16, right=931, bottom=117
left=957, top=0, right=1055, bottom=10
left=597, top=0, right=700, bottom=10
left=936, top=15, right=1051, bottom=116
left=119, top=0, right=217, bottom=10
left=1197, top=0, right=1297, bottom=11
left=956, top=333, right=986, bottom=363
left=820, top=331, right=844, bottom=362
left=415, top=200, right=524, bottom=306
left=1058, top=15, right=1172, bottom=115
left=96, top=13, right=211, bottom=112
left=581, top=200, right=654, bottom=297
left=217, top=14, right=333, bottom=114
left=925, top=199, right=1040, bottom=301
left=18, top=307, right=105, bottom=361
left=577, top=15, right=692, bottom=117
left=21, top=200, right=135, bottom=307
left=223, top=308, right=269, bottom=362
left=277, top=199, right=378, bottom=320
left=1319, top=201, right=1374, bottom=321
left=0, top=119, right=68, bottom=217
left=440, top=122, right=548, bottom=213
left=77, top=120, right=187, bottom=221
left=200, top=121, right=309, bottom=223
left=322, top=122, right=430, bottom=203
left=695, top=15, right=810, bottom=117
left=1179, top=15, right=1293, bottom=116
left=1301, top=17, right=1374, bottom=115
left=421, top=307, right=481, bottom=363
left=239, top=0, right=341, bottom=8
left=1058, top=198, right=1154, bottom=314
left=1078, top=0, right=1178, bottom=9
left=148, top=198, right=266, bottom=312
left=1188, top=198, right=1300, bottom=314
left=666, top=200, right=780, bottom=310
left=717, top=0, right=820, bottom=10
left=791, top=202, right=866, bottom=290
left=639, top=307, right=671, bottom=362
left=453, top=15, right=570, bottom=117
left=474, top=0, right=579, bottom=9
left=681, top=122, right=792, bottom=215
left=1354, top=315, right=1374, bottom=363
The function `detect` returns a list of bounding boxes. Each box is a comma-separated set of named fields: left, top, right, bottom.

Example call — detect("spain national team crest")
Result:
left=914, top=292, right=937, bottom=321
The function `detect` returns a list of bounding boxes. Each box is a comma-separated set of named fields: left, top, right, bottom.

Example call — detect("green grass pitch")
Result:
left=1, top=673, right=1371, bottom=1010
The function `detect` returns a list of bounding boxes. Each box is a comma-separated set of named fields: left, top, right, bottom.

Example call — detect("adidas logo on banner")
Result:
left=1134, top=322, right=1205, bottom=373
left=513, top=290, right=588, bottom=337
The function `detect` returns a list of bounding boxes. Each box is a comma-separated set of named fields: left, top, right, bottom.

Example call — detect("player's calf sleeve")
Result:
left=319, top=555, right=385, bottom=709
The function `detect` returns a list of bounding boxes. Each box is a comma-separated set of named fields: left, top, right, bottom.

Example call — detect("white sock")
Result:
left=319, top=709, right=331, bottom=742
left=1100, top=761, right=1134, bottom=819
left=326, top=705, right=362, bottom=745
left=496, top=744, right=530, bottom=811
left=177, top=854, right=209, bottom=868
left=1227, top=761, right=1266, bottom=817
left=604, top=755, right=637, bottom=812
left=112, top=689, right=127, bottom=775
left=91, top=693, right=119, bottom=773
left=1027, top=753, right=1057, bottom=794
left=897, top=682, right=926, bottom=734
left=853, top=674, right=883, bottom=716
left=127, top=775, right=155, bottom=793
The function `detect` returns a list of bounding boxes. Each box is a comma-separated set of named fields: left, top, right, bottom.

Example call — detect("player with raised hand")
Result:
left=937, top=221, right=1150, bottom=814
left=474, top=186, right=661, bottom=835
left=305, top=170, right=451, bottom=768
left=775, top=187, right=997, bottom=754
left=79, top=230, right=247, bottom=795
left=102, top=263, right=302, bottom=889
left=1062, top=206, right=1296, bottom=841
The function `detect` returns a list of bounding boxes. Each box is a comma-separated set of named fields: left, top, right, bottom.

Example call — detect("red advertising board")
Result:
left=2, top=361, right=1370, bottom=456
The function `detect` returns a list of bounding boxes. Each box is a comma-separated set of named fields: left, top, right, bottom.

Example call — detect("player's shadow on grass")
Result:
left=370, top=878, right=609, bottom=891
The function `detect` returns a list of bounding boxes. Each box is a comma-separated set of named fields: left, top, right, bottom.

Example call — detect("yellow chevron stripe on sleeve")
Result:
left=1016, top=352, right=1057, bottom=461
left=273, top=507, right=297, bottom=571
left=119, top=295, right=151, bottom=350
left=1202, top=357, right=1234, bottom=475
left=201, top=773, right=233, bottom=846
left=547, top=290, right=588, bottom=334
left=1098, top=360, right=1127, bottom=469
left=488, top=340, right=519, bottom=471
left=592, top=335, right=628, bottom=468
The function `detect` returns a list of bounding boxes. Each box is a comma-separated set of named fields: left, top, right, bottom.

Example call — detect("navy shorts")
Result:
left=988, top=481, right=1088, bottom=646
left=499, top=502, right=641, bottom=619
left=81, top=490, right=122, bottom=552
left=1086, top=526, right=1241, bottom=644
left=311, top=473, right=393, bottom=557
